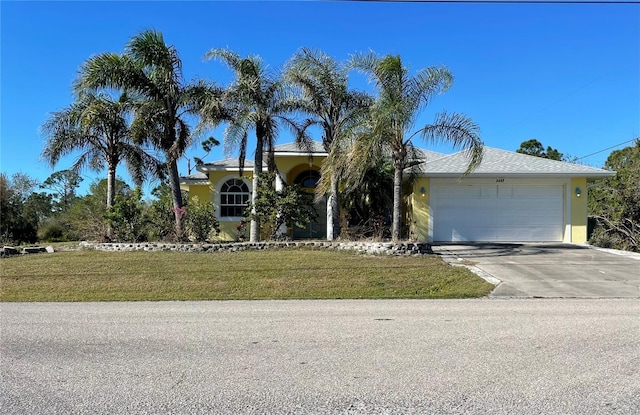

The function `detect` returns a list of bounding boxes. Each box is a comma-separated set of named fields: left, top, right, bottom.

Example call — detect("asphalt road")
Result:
left=2, top=300, right=639, bottom=414
left=433, top=244, right=640, bottom=298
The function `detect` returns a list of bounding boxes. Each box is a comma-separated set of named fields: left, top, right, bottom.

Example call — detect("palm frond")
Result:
left=420, top=111, right=483, bottom=175
left=409, top=66, right=453, bottom=112
left=74, top=53, right=157, bottom=99
left=204, top=48, right=242, bottom=71
left=185, top=80, right=230, bottom=125
left=348, top=50, right=381, bottom=80
left=224, top=118, right=250, bottom=158
left=126, top=29, right=183, bottom=87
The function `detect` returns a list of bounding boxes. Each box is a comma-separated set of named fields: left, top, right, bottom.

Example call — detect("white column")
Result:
left=275, top=173, right=287, bottom=238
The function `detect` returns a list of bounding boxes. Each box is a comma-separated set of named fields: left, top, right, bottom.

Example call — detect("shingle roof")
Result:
left=185, top=144, right=613, bottom=180
left=195, top=141, right=326, bottom=173
left=416, top=147, right=615, bottom=178
left=413, top=148, right=447, bottom=162
left=180, top=172, right=210, bottom=185
left=273, top=141, right=326, bottom=154
left=196, top=157, right=259, bottom=172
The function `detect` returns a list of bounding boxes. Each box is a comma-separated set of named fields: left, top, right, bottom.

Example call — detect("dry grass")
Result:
left=0, top=248, right=494, bottom=301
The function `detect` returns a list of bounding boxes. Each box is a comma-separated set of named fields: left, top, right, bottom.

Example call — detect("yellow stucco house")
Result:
left=180, top=142, right=328, bottom=241
left=180, top=141, right=615, bottom=243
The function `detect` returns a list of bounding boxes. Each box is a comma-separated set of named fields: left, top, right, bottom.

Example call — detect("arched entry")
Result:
left=292, top=170, right=327, bottom=239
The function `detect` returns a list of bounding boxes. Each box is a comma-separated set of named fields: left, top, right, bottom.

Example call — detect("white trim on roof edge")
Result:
left=420, top=172, right=615, bottom=179
left=273, top=151, right=328, bottom=157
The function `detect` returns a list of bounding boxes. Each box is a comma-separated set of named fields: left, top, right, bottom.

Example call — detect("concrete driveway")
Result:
left=433, top=243, right=640, bottom=298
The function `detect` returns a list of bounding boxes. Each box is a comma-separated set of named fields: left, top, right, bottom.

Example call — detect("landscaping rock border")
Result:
left=0, top=246, right=54, bottom=258
left=80, top=241, right=432, bottom=256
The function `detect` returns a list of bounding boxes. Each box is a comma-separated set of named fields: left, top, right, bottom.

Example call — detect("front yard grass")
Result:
left=0, top=248, right=494, bottom=301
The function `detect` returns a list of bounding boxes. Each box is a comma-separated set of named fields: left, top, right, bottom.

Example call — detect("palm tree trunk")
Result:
left=167, top=159, right=184, bottom=240
left=391, top=165, right=403, bottom=241
left=250, top=134, right=263, bottom=243
left=106, top=166, right=116, bottom=209
left=106, top=164, right=116, bottom=240
left=326, top=173, right=340, bottom=241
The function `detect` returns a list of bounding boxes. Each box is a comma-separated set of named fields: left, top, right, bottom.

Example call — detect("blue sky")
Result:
left=1, top=1, right=638, bottom=195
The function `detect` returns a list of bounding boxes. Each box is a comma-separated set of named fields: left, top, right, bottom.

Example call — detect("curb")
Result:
left=582, top=244, right=640, bottom=261
left=432, top=246, right=503, bottom=287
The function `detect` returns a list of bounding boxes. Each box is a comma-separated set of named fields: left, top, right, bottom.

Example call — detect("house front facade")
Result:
left=181, top=142, right=328, bottom=241
left=180, top=142, right=615, bottom=244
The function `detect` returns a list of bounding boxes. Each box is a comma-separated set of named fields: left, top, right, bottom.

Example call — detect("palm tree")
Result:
left=284, top=48, right=372, bottom=240
left=350, top=52, right=483, bottom=241
left=74, top=30, right=216, bottom=238
left=204, top=48, right=300, bottom=242
left=41, top=92, right=153, bottom=211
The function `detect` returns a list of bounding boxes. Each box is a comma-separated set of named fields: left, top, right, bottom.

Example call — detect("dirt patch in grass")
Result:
left=0, top=248, right=494, bottom=301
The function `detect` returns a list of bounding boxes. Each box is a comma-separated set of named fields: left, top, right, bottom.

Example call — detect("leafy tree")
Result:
left=41, top=92, right=153, bottom=212
left=184, top=196, right=220, bottom=242
left=516, top=139, right=563, bottom=161
left=37, top=178, right=132, bottom=242
left=88, top=178, right=134, bottom=209
left=23, top=192, right=54, bottom=232
left=0, top=173, right=52, bottom=243
left=105, top=187, right=147, bottom=242
left=341, top=160, right=394, bottom=240
left=588, top=140, right=640, bottom=252
left=9, top=172, right=40, bottom=201
left=37, top=217, right=73, bottom=242
left=349, top=53, right=483, bottom=241
left=186, top=136, right=221, bottom=174
left=144, top=184, right=186, bottom=241
left=246, top=173, right=317, bottom=240
left=0, top=173, right=40, bottom=244
left=47, top=198, right=99, bottom=242
left=284, top=48, right=372, bottom=240
left=74, top=30, right=216, bottom=239
left=204, top=49, right=300, bottom=242
left=41, top=170, right=82, bottom=212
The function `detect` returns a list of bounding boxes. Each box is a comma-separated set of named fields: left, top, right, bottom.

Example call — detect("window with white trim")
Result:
left=220, top=178, right=250, bottom=217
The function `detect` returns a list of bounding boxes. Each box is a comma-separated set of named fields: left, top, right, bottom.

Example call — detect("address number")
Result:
left=496, top=178, right=505, bottom=183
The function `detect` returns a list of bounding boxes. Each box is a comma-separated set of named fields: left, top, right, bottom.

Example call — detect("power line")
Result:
left=345, top=0, right=640, bottom=3
left=576, top=138, right=639, bottom=160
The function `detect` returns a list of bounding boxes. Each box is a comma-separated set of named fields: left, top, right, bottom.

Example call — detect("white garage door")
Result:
left=433, top=185, right=564, bottom=242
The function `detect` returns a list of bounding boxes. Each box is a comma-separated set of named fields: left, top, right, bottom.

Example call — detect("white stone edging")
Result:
left=79, top=240, right=433, bottom=256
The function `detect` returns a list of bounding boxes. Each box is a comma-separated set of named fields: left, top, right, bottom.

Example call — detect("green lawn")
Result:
left=0, top=249, right=494, bottom=301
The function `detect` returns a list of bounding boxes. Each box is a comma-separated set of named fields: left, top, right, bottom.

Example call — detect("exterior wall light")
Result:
left=420, top=187, right=427, bottom=197
left=575, top=187, right=582, bottom=198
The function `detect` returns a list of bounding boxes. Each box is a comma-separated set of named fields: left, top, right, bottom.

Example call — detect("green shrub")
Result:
left=185, top=196, right=219, bottom=242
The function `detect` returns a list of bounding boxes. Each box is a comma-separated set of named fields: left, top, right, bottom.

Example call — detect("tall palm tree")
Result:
left=284, top=48, right=372, bottom=240
left=204, top=48, right=300, bottom=242
left=74, top=30, right=215, bottom=238
left=351, top=52, right=483, bottom=241
left=41, top=92, right=153, bottom=210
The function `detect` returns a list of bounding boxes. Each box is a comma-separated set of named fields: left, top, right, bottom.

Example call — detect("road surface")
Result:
left=2, top=300, right=639, bottom=414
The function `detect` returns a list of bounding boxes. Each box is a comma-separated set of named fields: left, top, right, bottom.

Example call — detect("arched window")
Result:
left=220, top=178, right=250, bottom=217
left=294, top=170, right=320, bottom=188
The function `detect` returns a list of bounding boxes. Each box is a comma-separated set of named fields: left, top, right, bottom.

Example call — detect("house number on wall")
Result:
left=496, top=178, right=505, bottom=183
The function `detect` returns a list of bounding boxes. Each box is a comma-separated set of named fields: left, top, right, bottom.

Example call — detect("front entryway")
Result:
left=291, top=170, right=326, bottom=239
left=292, top=199, right=327, bottom=239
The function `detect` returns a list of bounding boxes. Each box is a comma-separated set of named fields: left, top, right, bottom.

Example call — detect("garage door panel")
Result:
left=498, top=186, right=513, bottom=198
left=433, top=185, right=564, bottom=242
left=512, top=186, right=563, bottom=198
